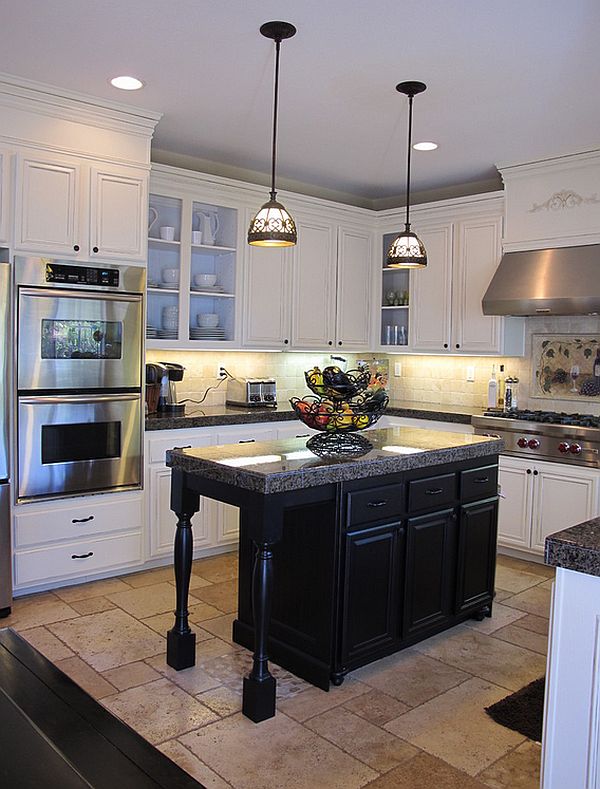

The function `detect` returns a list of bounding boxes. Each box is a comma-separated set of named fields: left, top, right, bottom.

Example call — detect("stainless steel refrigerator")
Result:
left=0, top=263, right=11, bottom=617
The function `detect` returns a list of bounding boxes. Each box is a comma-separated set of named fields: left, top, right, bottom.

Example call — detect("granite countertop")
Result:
left=545, top=518, right=600, bottom=578
left=166, top=426, right=502, bottom=494
left=146, top=400, right=483, bottom=431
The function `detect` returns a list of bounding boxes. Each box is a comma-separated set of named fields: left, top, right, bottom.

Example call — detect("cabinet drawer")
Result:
left=408, top=473, right=457, bottom=512
left=347, top=484, right=403, bottom=528
left=461, top=466, right=498, bottom=501
left=14, top=531, right=143, bottom=587
left=148, top=432, right=214, bottom=464
left=14, top=495, right=143, bottom=548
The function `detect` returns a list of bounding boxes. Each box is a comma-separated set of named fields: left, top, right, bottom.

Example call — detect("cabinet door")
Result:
left=242, top=237, right=291, bottom=348
left=403, top=508, right=456, bottom=639
left=531, top=461, right=600, bottom=553
left=497, top=457, right=532, bottom=549
left=335, top=227, right=372, bottom=350
left=341, top=522, right=402, bottom=665
left=215, top=425, right=278, bottom=545
left=452, top=215, right=504, bottom=353
left=408, top=223, right=453, bottom=352
left=90, top=166, right=147, bottom=261
left=149, top=466, right=212, bottom=557
left=455, top=499, right=498, bottom=614
left=15, top=152, right=81, bottom=255
left=291, top=219, right=337, bottom=349
left=0, top=147, right=10, bottom=244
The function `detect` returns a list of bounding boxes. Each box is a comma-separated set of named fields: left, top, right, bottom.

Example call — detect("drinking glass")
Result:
left=570, top=365, right=580, bottom=392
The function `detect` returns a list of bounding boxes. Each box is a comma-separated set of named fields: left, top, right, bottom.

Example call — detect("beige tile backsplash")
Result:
left=147, top=317, right=600, bottom=415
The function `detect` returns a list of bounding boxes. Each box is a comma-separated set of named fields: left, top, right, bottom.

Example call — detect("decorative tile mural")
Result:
left=533, top=334, right=600, bottom=400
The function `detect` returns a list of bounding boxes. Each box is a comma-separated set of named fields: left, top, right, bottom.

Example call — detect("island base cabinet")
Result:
left=403, top=510, right=456, bottom=639
left=455, top=499, right=498, bottom=614
left=340, top=523, right=403, bottom=668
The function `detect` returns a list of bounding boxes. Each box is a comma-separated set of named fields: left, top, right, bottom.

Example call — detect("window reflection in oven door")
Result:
left=17, top=394, right=142, bottom=501
left=17, top=288, right=143, bottom=391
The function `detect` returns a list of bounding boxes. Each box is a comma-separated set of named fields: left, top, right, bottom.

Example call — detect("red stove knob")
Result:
left=517, top=437, right=528, bottom=448
left=570, top=443, right=583, bottom=455
left=528, top=438, right=540, bottom=449
left=558, top=441, right=570, bottom=453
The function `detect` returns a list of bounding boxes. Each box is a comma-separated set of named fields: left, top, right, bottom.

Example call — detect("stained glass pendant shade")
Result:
left=248, top=21, right=298, bottom=247
left=387, top=81, right=428, bottom=269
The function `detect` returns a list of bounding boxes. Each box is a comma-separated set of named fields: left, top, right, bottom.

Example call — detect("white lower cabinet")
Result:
left=498, top=456, right=600, bottom=554
left=13, top=491, right=144, bottom=590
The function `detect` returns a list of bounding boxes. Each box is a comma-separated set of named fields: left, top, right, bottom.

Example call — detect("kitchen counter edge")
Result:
left=545, top=518, right=600, bottom=578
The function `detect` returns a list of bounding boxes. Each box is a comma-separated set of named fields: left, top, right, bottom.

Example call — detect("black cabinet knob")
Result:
left=284, top=339, right=289, bottom=345
left=73, top=244, right=80, bottom=252
left=533, top=469, right=539, bottom=476
left=443, top=343, right=448, bottom=349
left=455, top=343, right=460, bottom=349
left=328, top=340, right=333, bottom=346
left=338, top=340, right=343, bottom=346
left=526, top=469, right=532, bottom=474
left=92, top=246, right=99, bottom=253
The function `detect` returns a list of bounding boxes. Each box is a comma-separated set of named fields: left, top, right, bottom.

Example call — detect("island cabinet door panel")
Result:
left=290, top=219, right=337, bottom=349
left=455, top=498, right=498, bottom=614
left=403, top=509, right=456, bottom=639
left=341, top=522, right=403, bottom=666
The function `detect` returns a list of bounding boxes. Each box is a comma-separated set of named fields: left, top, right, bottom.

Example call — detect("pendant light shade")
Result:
left=387, top=81, right=428, bottom=269
left=248, top=21, right=297, bottom=247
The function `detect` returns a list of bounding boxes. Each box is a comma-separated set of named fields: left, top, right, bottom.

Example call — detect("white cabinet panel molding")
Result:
left=90, top=166, right=147, bottom=261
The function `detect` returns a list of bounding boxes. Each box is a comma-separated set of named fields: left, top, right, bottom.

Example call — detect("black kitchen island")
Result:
left=166, top=426, right=502, bottom=722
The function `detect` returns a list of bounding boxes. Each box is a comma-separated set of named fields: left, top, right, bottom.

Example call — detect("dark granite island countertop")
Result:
left=545, top=518, right=600, bottom=578
left=166, top=426, right=501, bottom=493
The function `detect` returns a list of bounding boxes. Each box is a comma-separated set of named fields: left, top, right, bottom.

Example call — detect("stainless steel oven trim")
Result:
left=15, top=256, right=146, bottom=294
left=17, top=393, right=142, bottom=502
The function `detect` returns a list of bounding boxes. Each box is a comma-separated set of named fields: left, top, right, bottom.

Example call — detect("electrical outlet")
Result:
left=466, top=366, right=475, bottom=382
left=217, top=365, right=227, bottom=378
left=394, top=362, right=402, bottom=377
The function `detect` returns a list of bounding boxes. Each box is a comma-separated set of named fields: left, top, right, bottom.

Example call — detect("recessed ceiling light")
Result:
left=110, top=76, right=144, bottom=91
left=413, top=141, right=438, bottom=151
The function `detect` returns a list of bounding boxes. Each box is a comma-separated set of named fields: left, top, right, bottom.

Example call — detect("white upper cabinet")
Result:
left=0, top=147, right=11, bottom=244
left=335, top=226, right=372, bottom=350
left=15, top=151, right=148, bottom=261
left=291, top=218, right=337, bottom=349
left=243, top=231, right=292, bottom=348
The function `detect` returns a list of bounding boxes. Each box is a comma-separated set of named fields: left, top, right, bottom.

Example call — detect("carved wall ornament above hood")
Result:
left=529, top=189, right=600, bottom=213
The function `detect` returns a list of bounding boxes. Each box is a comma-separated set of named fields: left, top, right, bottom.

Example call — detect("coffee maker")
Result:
left=157, top=362, right=186, bottom=415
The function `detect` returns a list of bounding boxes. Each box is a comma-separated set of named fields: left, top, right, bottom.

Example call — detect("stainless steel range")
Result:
left=472, top=410, right=600, bottom=468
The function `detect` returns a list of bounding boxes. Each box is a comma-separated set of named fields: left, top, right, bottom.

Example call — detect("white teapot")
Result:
left=195, top=211, right=220, bottom=246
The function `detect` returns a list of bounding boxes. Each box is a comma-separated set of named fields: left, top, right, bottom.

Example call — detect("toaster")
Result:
left=226, top=377, right=277, bottom=407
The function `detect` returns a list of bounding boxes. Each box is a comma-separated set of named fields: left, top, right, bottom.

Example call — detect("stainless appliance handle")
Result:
left=19, top=287, right=142, bottom=303
left=0, top=263, right=9, bottom=482
left=19, top=393, right=141, bottom=405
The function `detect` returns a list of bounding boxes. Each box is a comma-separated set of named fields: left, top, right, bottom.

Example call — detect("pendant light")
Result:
left=248, top=21, right=297, bottom=247
left=387, top=81, right=428, bottom=268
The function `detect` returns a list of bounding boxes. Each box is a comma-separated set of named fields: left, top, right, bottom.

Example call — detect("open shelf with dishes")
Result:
left=379, top=232, right=410, bottom=349
left=146, top=189, right=239, bottom=347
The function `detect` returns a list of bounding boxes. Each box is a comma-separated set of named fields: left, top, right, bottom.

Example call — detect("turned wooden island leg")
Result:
left=243, top=541, right=276, bottom=722
left=167, top=469, right=199, bottom=670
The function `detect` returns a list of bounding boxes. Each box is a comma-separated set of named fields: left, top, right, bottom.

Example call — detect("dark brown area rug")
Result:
left=485, top=677, right=545, bottom=742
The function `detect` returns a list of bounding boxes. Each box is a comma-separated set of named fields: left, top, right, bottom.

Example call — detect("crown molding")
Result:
left=0, top=72, right=161, bottom=138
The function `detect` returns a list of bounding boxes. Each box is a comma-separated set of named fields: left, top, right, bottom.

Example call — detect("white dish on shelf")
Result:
left=155, top=282, right=179, bottom=290
left=190, top=285, right=225, bottom=293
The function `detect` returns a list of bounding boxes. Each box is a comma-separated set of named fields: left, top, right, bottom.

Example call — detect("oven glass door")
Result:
left=17, top=394, right=142, bottom=501
left=18, top=288, right=142, bottom=391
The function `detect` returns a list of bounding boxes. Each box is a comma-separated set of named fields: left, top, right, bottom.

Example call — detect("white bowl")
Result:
left=194, top=273, right=217, bottom=288
left=161, top=268, right=179, bottom=284
left=197, top=312, right=219, bottom=328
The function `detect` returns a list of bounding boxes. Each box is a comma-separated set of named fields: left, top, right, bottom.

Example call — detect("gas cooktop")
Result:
left=482, top=409, right=600, bottom=429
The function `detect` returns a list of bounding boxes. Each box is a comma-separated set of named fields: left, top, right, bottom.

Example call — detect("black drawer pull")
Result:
left=295, top=433, right=309, bottom=438
left=71, top=552, right=94, bottom=559
left=426, top=488, right=444, bottom=495
left=367, top=500, right=388, bottom=508
left=473, top=476, right=489, bottom=484
left=239, top=439, right=255, bottom=444
left=72, top=515, right=94, bottom=524
left=172, top=445, right=192, bottom=451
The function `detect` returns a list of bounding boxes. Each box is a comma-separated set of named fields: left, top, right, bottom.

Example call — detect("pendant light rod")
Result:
left=260, top=21, right=296, bottom=201
left=396, top=81, right=426, bottom=230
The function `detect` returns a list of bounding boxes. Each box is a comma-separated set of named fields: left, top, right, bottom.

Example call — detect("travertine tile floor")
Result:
left=3, top=552, right=552, bottom=788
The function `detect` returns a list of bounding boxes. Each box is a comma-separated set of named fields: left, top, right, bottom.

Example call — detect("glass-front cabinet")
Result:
left=380, top=231, right=410, bottom=349
left=146, top=185, right=239, bottom=349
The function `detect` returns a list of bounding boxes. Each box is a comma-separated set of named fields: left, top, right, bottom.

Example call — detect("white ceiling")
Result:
left=2, top=0, right=599, bottom=205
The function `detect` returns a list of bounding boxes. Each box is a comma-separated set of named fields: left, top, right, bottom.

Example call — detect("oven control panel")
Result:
left=45, top=263, right=119, bottom=288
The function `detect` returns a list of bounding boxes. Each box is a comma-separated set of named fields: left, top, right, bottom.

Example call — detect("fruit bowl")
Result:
left=289, top=390, right=389, bottom=433
left=305, top=365, right=371, bottom=400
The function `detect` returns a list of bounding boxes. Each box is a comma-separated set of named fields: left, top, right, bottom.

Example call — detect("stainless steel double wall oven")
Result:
left=15, top=257, right=145, bottom=501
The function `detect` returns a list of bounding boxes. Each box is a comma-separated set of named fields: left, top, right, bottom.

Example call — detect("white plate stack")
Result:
left=190, top=326, right=226, bottom=340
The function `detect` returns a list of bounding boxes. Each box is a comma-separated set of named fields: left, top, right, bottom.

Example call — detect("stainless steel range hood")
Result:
left=482, top=244, right=600, bottom=316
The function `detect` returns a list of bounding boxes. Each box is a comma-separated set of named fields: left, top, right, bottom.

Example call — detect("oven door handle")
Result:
left=19, top=287, right=143, bottom=303
left=18, top=393, right=141, bottom=405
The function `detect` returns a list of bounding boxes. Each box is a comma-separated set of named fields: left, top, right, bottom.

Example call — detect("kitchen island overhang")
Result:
left=165, top=426, right=503, bottom=723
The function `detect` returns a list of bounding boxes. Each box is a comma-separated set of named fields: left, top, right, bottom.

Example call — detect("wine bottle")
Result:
left=594, top=349, right=600, bottom=379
